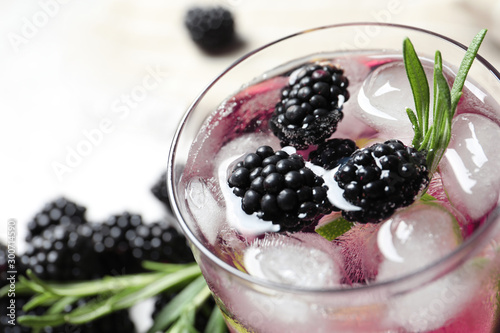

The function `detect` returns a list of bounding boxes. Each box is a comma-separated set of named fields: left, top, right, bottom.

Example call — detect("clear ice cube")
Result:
left=186, top=177, right=223, bottom=245
left=384, top=256, right=482, bottom=332
left=354, top=60, right=434, bottom=143
left=243, top=232, right=343, bottom=288
left=440, top=113, right=500, bottom=220
left=374, top=203, right=482, bottom=332
left=376, top=202, right=462, bottom=282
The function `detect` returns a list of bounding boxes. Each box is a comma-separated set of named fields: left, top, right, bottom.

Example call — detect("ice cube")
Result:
left=185, top=176, right=223, bottom=245
left=243, top=232, right=343, bottom=288
left=354, top=60, right=434, bottom=143
left=376, top=203, right=462, bottom=281
left=385, top=260, right=483, bottom=332
left=440, top=113, right=500, bottom=220
left=374, top=203, right=482, bottom=332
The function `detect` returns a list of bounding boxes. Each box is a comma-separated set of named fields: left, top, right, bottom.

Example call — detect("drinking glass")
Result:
left=168, top=23, right=500, bottom=333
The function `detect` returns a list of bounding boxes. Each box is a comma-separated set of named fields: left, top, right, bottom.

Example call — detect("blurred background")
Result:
left=2, top=0, right=500, bottom=265
left=2, top=0, right=500, bottom=331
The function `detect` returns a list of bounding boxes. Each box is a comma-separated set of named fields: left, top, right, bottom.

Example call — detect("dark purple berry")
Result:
left=334, top=140, right=429, bottom=223
left=309, top=138, right=358, bottom=170
left=269, top=63, right=350, bottom=149
left=184, top=6, right=235, bottom=50
left=228, top=146, right=332, bottom=231
left=151, top=171, right=173, bottom=213
left=26, top=197, right=87, bottom=242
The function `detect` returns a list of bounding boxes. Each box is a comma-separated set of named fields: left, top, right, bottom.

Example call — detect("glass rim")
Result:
left=167, top=22, right=500, bottom=295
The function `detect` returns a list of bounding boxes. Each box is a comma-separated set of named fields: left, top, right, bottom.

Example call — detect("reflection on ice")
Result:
left=244, top=233, right=343, bottom=288
left=376, top=203, right=462, bottom=282
left=441, top=113, right=500, bottom=220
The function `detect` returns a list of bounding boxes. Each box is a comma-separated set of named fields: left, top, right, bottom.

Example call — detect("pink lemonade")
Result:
left=169, top=25, right=500, bottom=333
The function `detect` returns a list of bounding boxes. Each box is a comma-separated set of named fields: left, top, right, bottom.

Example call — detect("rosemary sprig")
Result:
left=404, top=29, right=487, bottom=173
left=0, top=262, right=227, bottom=332
left=316, top=30, right=487, bottom=241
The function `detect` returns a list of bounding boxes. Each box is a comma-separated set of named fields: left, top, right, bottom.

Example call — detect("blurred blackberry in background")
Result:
left=7, top=195, right=194, bottom=332
left=129, top=222, right=194, bottom=264
left=92, top=212, right=144, bottom=275
left=20, top=223, right=102, bottom=281
left=94, top=213, right=194, bottom=275
left=151, top=171, right=172, bottom=213
left=25, top=197, right=87, bottom=242
left=1, top=242, right=26, bottom=289
left=20, top=209, right=194, bottom=280
left=184, top=6, right=235, bottom=50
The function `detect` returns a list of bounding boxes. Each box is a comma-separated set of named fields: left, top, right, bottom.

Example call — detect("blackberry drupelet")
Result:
left=20, top=223, right=103, bottom=281
left=25, top=197, right=87, bottom=242
left=151, top=171, right=172, bottom=213
left=269, top=63, right=350, bottom=149
left=334, top=140, right=429, bottom=223
left=128, top=221, right=194, bottom=264
left=228, top=145, right=332, bottom=231
left=309, top=138, right=358, bottom=170
left=184, top=6, right=235, bottom=50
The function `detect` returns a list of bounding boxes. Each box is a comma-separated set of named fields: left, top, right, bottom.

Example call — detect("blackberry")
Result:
left=20, top=223, right=103, bottom=281
left=128, top=221, right=194, bottom=265
left=92, top=213, right=194, bottom=274
left=228, top=145, right=332, bottom=231
left=184, top=6, right=235, bottom=50
left=26, top=197, right=87, bottom=242
left=1, top=242, right=26, bottom=288
left=334, top=140, right=429, bottom=223
left=151, top=171, right=172, bottom=213
left=309, top=138, right=358, bottom=170
left=92, top=212, right=144, bottom=275
left=269, top=63, right=350, bottom=149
